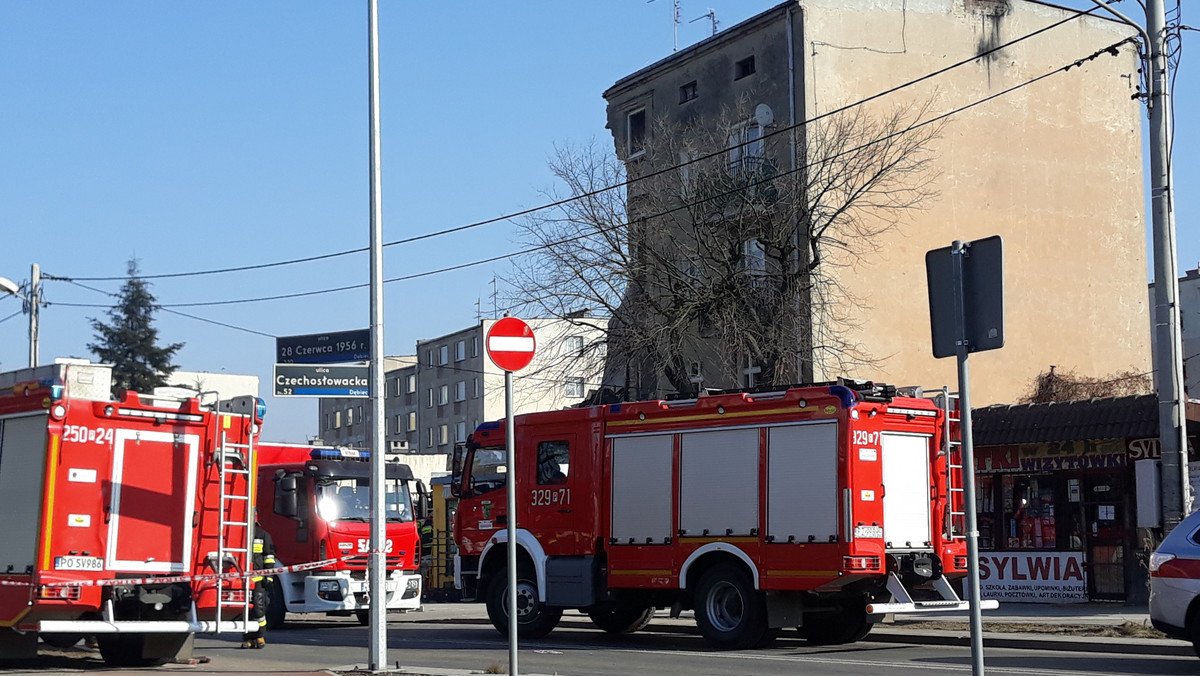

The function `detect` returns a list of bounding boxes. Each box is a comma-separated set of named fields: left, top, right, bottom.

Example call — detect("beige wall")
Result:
left=800, top=0, right=1149, bottom=403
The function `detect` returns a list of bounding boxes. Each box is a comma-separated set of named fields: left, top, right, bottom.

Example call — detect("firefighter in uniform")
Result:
left=241, top=525, right=277, bottom=649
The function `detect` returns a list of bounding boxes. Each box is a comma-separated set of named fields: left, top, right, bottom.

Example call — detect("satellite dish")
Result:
left=754, top=103, right=774, bottom=127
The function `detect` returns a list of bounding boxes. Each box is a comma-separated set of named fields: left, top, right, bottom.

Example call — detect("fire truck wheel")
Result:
left=586, top=604, right=655, bottom=634
left=96, top=634, right=167, bottom=667
left=484, top=569, right=563, bottom=639
left=265, top=578, right=287, bottom=629
left=39, top=633, right=84, bottom=649
left=694, top=563, right=768, bottom=650
left=798, top=608, right=871, bottom=645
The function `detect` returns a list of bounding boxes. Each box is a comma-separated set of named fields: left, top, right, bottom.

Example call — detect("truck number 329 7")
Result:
left=530, top=489, right=570, bottom=507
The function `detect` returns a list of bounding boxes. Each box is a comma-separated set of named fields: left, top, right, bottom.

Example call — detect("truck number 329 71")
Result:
left=530, top=489, right=570, bottom=507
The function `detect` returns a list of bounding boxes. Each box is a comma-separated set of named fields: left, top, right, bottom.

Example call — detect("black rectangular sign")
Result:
left=274, top=364, right=370, bottom=398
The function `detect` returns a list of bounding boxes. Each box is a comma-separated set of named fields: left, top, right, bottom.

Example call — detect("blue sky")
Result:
left=0, top=1, right=1194, bottom=442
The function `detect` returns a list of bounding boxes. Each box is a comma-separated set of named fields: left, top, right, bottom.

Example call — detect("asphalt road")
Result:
left=8, top=611, right=1199, bottom=676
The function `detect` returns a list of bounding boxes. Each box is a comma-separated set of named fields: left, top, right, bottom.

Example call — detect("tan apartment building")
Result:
left=602, top=0, right=1150, bottom=405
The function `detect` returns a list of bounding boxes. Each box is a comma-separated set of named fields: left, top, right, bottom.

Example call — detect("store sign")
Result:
left=974, top=552, right=1087, bottom=603
left=976, top=439, right=1126, bottom=473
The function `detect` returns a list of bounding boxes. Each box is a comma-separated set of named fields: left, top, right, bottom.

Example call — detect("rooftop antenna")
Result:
left=491, top=276, right=499, bottom=319
left=648, top=0, right=681, bottom=52
left=689, top=8, right=719, bottom=36
left=475, top=298, right=482, bottom=322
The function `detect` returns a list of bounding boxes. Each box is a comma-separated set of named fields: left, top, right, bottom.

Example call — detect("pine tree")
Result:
left=88, top=258, right=184, bottom=397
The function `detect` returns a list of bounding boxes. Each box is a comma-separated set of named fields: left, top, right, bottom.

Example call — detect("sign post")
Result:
left=927, top=236, right=1004, bottom=676
left=485, top=316, right=536, bottom=676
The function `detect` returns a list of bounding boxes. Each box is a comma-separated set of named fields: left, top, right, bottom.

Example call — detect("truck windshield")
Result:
left=467, top=448, right=507, bottom=495
left=314, top=477, right=413, bottom=522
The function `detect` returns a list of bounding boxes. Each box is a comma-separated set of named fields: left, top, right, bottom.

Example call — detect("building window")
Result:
left=347, top=408, right=354, bottom=426
left=394, top=414, right=401, bottom=434
left=741, top=238, right=766, bottom=282
left=455, top=381, right=466, bottom=402
left=473, top=377, right=480, bottom=398
left=334, top=411, right=342, bottom=429
left=690, top=361, right=704, bottom=380
left=407, top=411, right=417, bottom=431
left=439, top=345, right=449, bottom=365
left=455, top=421, right=467, bottom=443
left=427, top=427, right=435, bottom=448
left=427, top=388, right=434, bottom=408
left=728, top=122, right=764, bottom=176
left=357, top=405, right=364, bottom=423
left=325, top=413, right=331, bottom=430
left=439, top=384, right=449, bottom=406
left=627, top=108, right=647, bottom=157
left=679, top=80, right=697, bottom=103
left=565, top=377, right=584, bottom=399
left=406, top=374, right=417, bottom=393
left=472, top=336, right=480, bottom=357
left=537, top=440, right=570, bottom=485
left=564, top=336, right=584, bottom=356
left=427, top=350, right=435, bottom=366
left=393, top=378, right=402, bottom=396
left=456, top=340, right=466, bottom=361
left=438, top=424, right=449, bottom=446
left=735, top=55, right=756, bottom=80
left=743, top=355, right=761, bottom=389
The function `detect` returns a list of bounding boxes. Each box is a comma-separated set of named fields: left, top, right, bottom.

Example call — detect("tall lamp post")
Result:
left=0, top=263, right=40, bottom=368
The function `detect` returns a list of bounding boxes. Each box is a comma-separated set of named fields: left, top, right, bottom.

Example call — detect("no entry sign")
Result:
left=486, top=317, right=536, bottom=372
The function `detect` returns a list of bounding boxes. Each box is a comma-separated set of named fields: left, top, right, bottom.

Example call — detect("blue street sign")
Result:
left=276, top=328, right=370, bottom=364
left=274, top=364, right=370, bottom=398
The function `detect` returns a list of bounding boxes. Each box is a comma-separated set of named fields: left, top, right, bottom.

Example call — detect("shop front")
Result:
left=971, top=394, right=1200, bottom=604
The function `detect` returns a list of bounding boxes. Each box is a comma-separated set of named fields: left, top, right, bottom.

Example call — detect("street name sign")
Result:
left=274, top=364, right=370, bottom=398
left=276, top=328, right=370, bottom=364
left=486, top=317, right=536, bottom=372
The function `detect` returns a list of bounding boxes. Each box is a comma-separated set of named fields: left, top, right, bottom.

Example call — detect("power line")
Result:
left=0, top=310, right=22, bottom=325
left=55, top=4, right=1104, bottom=284
left=81, top=37, right=1132, bottom=310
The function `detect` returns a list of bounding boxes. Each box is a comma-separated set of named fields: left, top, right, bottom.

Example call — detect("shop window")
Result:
left=1003, top=475, right=1059, bottom=550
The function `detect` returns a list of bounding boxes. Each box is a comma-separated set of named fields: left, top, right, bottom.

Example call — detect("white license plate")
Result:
left=384, top=580, right=399, bottom=592
left=351, top=581, right=368, bottom=593
left=54, top=556, right=103, bottom=571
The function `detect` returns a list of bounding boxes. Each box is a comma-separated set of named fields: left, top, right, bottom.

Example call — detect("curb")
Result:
left=866, top=627, right=1196, bottom=657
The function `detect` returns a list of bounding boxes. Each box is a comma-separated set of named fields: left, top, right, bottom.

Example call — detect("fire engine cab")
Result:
left=256, top=443, right=426, bottom=626
left=453, top=380, right=995, bottom=649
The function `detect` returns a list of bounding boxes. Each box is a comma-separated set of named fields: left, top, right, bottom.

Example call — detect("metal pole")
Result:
left=28, top=263, right=39, bottom=368
left=1146, top=0, right=1189, bottom=527
left=366, top=0, right=388, bottom=669
left=951, top=240, right=985, bottom=676
left=505, top=369, right=519, bottom=676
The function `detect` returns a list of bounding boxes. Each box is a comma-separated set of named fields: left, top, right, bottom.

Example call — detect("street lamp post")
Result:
left=0, top=263, right=39, bottom=368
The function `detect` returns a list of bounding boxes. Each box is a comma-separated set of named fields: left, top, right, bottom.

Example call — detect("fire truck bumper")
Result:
left=865, top=573, right=999, bottom=616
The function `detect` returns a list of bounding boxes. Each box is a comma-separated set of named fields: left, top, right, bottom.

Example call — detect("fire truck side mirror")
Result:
left=274, top=471, right=299, bottom=518
left=449, top=478, right=462, bottom=498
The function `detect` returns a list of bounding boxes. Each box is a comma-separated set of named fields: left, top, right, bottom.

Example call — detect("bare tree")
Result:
left=508, top=95, right=942, bottom=400
left=1018, top=365, right=1153, bottom=404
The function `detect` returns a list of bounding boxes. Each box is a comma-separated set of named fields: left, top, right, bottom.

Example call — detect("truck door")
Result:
left=106, top=429, right=200, bottom=573
left=525, top=433, right=580, bottom=555
left=881, top=432, right=933, bottom=550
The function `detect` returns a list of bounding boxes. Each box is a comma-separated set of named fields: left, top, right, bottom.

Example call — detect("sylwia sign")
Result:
left=971, top=552, right=1087, bottom=603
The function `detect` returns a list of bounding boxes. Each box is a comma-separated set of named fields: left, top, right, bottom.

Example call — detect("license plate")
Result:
left=384, top=580, right=399, bottom=592
left=351, top=581, right=368, bottom=593
left=54, top=556, right=103, bottom=571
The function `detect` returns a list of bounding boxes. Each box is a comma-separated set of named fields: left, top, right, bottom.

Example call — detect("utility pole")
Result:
left=1092, top=0, right=1188, bottom=527
left=28, top=263, right=40, bottom=368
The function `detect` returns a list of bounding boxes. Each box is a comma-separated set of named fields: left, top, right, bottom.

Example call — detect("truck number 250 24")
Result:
left=530, top=489, right=570, bottom=507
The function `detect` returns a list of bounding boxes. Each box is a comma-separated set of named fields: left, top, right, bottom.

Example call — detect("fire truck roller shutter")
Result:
left=0, top=414, right=49, bottom=573
left=767, top=422, right=838, bottom=543
left=680, top=428, right=758, bottom=537
left=609, top=434, right=673, bottom=544
left=881, top=433, right=933, bottom=550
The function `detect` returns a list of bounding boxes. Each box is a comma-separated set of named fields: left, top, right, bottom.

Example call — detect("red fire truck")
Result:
left=454, top=380, right=992, bottom=649
left=255, top=443, right=425, bottom=627
left=0, top=362, right=263, bottom=665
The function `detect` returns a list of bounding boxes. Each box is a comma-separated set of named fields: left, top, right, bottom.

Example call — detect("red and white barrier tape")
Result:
left=0, top=555, right=355, bottom=588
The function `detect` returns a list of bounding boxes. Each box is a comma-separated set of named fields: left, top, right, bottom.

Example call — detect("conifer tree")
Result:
left=89, top=258, right=184, bottom=397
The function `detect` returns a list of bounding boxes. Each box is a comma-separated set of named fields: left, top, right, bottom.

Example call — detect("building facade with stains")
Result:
left=603, top=0, right=1150, bottom=405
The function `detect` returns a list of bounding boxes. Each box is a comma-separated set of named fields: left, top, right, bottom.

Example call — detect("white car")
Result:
left=1150, top=509, right=1200, bottom=657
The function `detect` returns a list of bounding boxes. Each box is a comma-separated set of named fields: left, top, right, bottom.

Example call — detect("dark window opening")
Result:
left=537, top=440, right=570, bottom=485
left=735, top=56, right=756, bottom=80
left=627, top=109, right=646, bottom=156
left=679, top=81, right=697, bottom=103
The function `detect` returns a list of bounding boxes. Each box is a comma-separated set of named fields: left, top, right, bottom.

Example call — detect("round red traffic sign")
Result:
left=486, top=317, right=536, bottom=372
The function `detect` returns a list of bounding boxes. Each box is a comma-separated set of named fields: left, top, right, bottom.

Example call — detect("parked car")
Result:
left=1149, top=509, right=1200, bottom=657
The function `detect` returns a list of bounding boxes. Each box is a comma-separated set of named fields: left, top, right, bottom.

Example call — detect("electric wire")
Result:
left=55, top=3, right=1106, bottom=284
left=0, top=310, right=22, bottom=325
left=47, top=37, right=1133, bottom=310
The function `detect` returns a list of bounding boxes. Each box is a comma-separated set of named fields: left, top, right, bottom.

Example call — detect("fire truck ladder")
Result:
left=212, top=427, right=256, bottom=634
left=936, top=387, right=967, bottom=541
